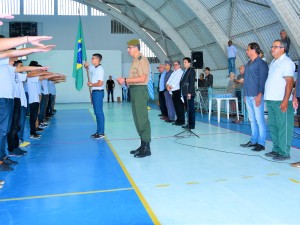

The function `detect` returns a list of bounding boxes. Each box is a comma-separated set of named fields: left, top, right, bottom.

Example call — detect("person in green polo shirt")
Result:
left=116, top=39, right=151, bottom=158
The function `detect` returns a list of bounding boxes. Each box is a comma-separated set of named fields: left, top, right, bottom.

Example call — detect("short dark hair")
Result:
left=13, top=60, right=22, bottom=67
left=183, top=57, right=191, bottom=63
left=29, top=60, right=39, bottom=66
left=274, top=39, right=287, bottom=53
left=93, top=53, right=102, bottom=61
left=248, top=42, right=261, bottom=55
left=204, top=67, right=210, bottom=71
left=0, top=35, right=5, bottom=38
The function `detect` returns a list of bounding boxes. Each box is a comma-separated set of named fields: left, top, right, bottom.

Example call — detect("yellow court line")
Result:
left=215, top=179, right=227, bottom=182
left=268, top=173, right=280, bottom=176
left=289, top=178, right=300, bottom=184
left=186, top=181, right=200, bottom=185
left=106, top=140, right=161, bottom=225
left=88, top=108, right=160, bottom=225
left=242, top=176, right=254, bottom=179
left=0, top=187, right=133, bottom=202
left=156, top=184, right=170, bottom=188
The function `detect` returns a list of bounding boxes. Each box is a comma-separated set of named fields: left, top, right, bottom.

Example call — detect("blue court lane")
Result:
left=0, top=109, right=156, bottom=225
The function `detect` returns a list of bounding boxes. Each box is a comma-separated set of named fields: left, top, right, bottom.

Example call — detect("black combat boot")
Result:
left=130, top=140, right=144, bottom=154
left=134, top=142, right=151, bottom=158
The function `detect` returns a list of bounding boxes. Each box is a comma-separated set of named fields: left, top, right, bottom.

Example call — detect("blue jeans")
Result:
left=245, top=96, right=266, bottom=146
left=92, top=90, right=105, bottom=134
left=123, top=89, right=128, bottom=102
left=228, top=57, right=236, bottom=75
left=0, top=98, right=14, bottom=161
left=18, top=106, right=27, bottom=141
left=164, top=91, right=176, bottom=121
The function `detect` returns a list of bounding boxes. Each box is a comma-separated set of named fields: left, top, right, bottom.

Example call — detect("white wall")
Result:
left=27, top=50, right=122, bottom=103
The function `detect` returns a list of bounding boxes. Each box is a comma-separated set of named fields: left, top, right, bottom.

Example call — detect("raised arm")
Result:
left=0, top=36, right=53, bottom=51
left=0, top=45, right=55, bottom=58
left=15, top=66, right=49, bottom=73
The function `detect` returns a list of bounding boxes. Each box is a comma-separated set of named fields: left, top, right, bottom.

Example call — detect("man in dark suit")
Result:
left=204, top=67, right=213, bottom=88
left=181, top=57, right=196, bottom=129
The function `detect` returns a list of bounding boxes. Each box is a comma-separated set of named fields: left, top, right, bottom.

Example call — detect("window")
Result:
left=0, top=0, right=20, bottom=15
left=139, top=39, right=160, bottom=63
left=111, top=20, right=133, bottom=34
left=91, top=7, right=106, bottom=16
left=58, top=0, right=87, bottom=16
left=24, top=0, right=54, bottom=15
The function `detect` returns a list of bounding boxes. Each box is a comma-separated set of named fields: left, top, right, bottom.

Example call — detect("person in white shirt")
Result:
left=227, top=40, right=238, bottom=76
left=166, top=60, right=185, bottom=126
left=85, top=53, right=105, bottom=139
left=264, top=39, right=295, bottom=161
left=13, top=60, right=30, bottom=148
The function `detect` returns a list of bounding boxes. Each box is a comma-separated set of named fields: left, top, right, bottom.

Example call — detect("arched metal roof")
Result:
left=77, top=0, right=300, bottom=69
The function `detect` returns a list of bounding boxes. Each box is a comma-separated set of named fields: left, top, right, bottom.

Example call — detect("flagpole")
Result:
left=78, top=9, right=92, bottom=105
left=85, top=64, right=92, bottom=104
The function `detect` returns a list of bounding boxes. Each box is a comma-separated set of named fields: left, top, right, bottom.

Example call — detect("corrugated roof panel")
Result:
left=238, top=1, right=278, bottom=29
left=210, top=0, right=231, bottom=35
left=177, top=26, right=204, bottom=49
left=143, top=19, right=164, bottom=35
left=191, top=20, right=216, bottom=45
left=256, top=23, right=285, bottom=61
left=205, top=45, right=227, bottom=70
left=229, top=5, right=252, bottom=36
left=145, top=0, right=166, bottom=10
left=159, top=4, right=186, bottom=28
left=165, top=40, right=181, bottom=57
left=171, top=2, right=196, bottom=22
left=235, top=45, right=248, bottom=65
left=234, top=33, right=260, bottom=49
left=201, top=0, right=229, bottom=10
left=289, top=0, right=300, bottom=16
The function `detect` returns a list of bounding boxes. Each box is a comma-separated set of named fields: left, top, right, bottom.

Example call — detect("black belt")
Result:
left=92, top=90, right=104, bottom=92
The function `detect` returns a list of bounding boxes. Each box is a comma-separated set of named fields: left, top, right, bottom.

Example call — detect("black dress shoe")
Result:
left=158, top=114, right=164, bottom=117
left=240, top=141, right=257, bottom=148
left=272, top=155, right=291, bottom=161
left=251, top=144, right=265, bottom=151
left=265, top=151, right=279, bottom=157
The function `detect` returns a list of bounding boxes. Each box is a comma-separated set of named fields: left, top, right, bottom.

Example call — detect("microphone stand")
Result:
left=175, top=67, right=199, bottom=138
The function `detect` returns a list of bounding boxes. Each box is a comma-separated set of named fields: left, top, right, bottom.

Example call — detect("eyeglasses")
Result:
left=173, top=64, right=179, bottom=66
left=271, top=46, right=284, bottom=49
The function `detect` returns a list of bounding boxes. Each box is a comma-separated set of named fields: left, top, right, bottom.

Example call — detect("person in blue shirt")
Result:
left=240, top=42, right=268, bottom=152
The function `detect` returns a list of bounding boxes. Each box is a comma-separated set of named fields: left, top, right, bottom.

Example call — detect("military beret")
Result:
left=127, top=39, right=140, bottom=46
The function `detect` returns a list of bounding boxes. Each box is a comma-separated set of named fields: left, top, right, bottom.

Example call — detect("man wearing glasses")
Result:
left=116, top=39, right=151, bottom=158
left=264, top=40, right=295, bottom=161
left=166, top=61, right=185, bottom=126
left=240, top=42, right=268, bottom=152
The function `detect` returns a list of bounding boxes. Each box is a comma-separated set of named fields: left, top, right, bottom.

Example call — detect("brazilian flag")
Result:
left=72, top=18, right=86, bottom=91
